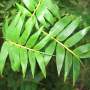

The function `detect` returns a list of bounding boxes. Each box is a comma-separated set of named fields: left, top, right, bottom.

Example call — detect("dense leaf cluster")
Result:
left=0, top=0, right=90, bottom=86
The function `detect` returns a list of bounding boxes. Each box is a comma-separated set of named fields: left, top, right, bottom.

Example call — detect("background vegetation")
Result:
left=0, top=0, right=90, bottom=90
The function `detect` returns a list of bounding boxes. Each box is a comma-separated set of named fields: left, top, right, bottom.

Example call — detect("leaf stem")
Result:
left=41, top=30, right=85, bottom=68
left=32, top=0, right=44, bottom=16
left=7, top=40, right=55, bottom=57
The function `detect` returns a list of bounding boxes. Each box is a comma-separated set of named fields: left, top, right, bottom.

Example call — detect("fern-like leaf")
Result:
left=0, top=0, right=90, bottom=85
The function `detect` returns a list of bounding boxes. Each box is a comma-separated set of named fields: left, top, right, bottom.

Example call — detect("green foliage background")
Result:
left=0, top=0, right=90, bottom=90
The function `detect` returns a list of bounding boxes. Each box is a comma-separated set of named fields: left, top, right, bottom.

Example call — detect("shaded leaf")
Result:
left=74, top=44, right=90, bottom=58
left=73, top=57, right=80, bottom=86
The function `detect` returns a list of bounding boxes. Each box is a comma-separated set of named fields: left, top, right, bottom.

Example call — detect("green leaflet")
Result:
left=36, top=0, right=60, bottom=27
left=0, top=42, right=8, bottom=75
left=28, top=51, right=36, bottom=78
left=8, top=45, right=16, bottom=71
left=73, top=57, right=80, bottom=86
left=26, top=26, right=43, bottom=48
left=16, top=3, right=31, bottom=16
left=64, top=26, right=90, bottom=47
left=9, top=12, right=21, bottom=28
left=34, top=52, right=46, bottom=78
left=6, top=12, right=21, bottom=41
left=8, top=44, right=20, bottom=71
left=22, top=0, right=38, bottom=12
left=34, top=16, right=73, bottom=50
left=46, top=0, right=60, bottom=18
left=49, top=15, right=73, bottom=34
left=57, top=17, right=81, bottom=41
left=44, top=41, right=56, bottom=65
left=44, top=9, right=55, bottom=25
left=35, top=19, right=39, bottom=30
left=3, top=18, right=9, bottom=37
left=18, top=15, right=36, bottom=45
left=56, top=44, right=65, bottom=75
left=74, top=44, right=90, bottom=58
left=11, top=46, right=21, bottom=71
left=80, top=52, right=90, bottom=58
left=36, top=0, right=50, bottom=28
left=64, top=51, right=72, bottom=81
left=14, top=14, right=25, bottom=42
left=20, top=48, right=28, bottom=78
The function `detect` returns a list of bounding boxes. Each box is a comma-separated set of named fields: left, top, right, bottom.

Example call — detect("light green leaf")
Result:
left=35, top=52, right=46, bottom=78
left=74, top=44, right=90, bottom=58
left=3, top=18, right=9, bottom=37
left=16, top=3, right=31, bottom=16
left=57, top=17, right=81, bottom=41
left=28, top=51, right=36, bottom=78
left=12, top=46, right=21, bottom=71
left=6, top=12, right=21, bottom=41
left=18, top=15, right=36, bottom=45
left=44, top=8, right=55, bottom=25
left=44, top=42, right=56, bottom=65
left=64, top=51, right=72, bottom=81
left=73, top=57, right=80, bottom=86
left=36, top=0, right=50, bottom=28
left=56, top=44, right=65, bottom=75
left=22, top=0, right=38, bottom=11
left=64, top=26, right=90, bottom=47
left=0, top=42, right=8, bottom=74
left=8, top=46, right=16, bottom=71
left=26, top=26, right=43, bottom=48
left=8, top=44, right=20, bottom=71
left=46, top=0, right=60, bottom=18
left=34, top=16, right=73, bottom=50
left=20, top=48, right=28, bottom=78
left=14, top=14, right=25, bottom=42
